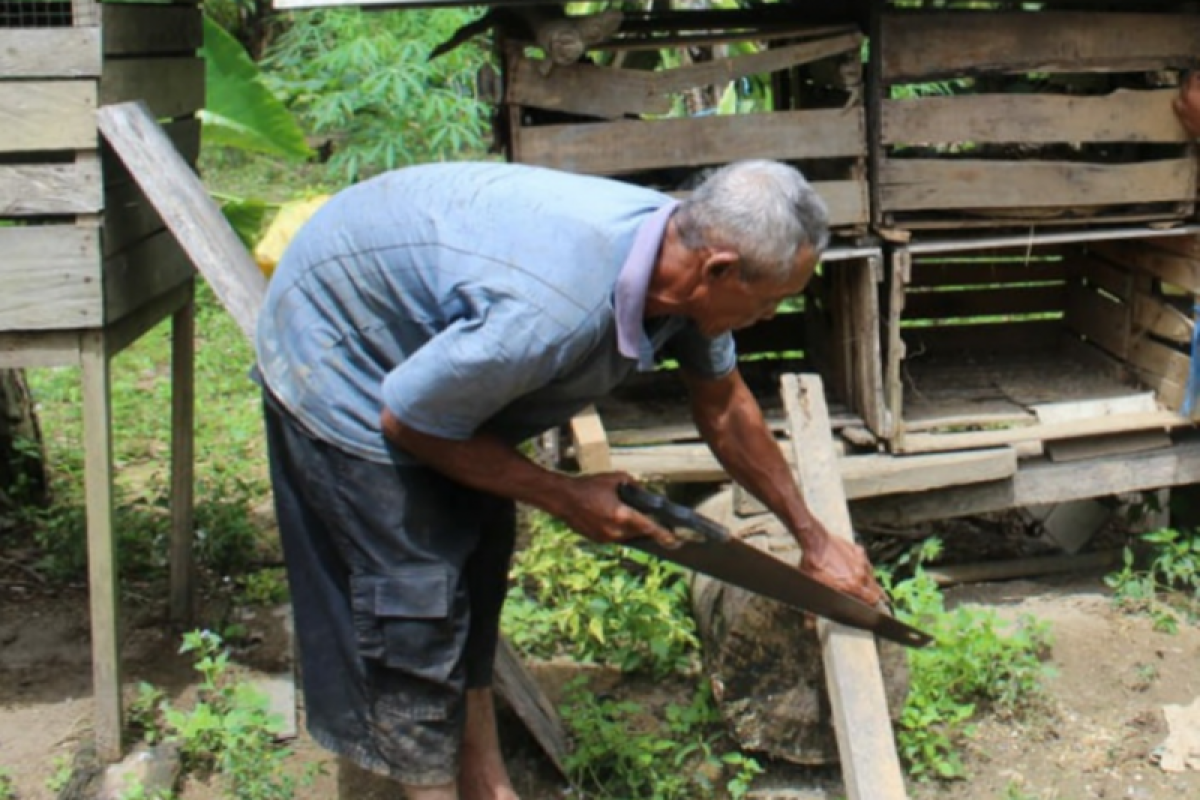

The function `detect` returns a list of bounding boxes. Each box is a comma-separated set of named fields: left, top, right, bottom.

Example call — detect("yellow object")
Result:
left=254, top=195, right=331, bottom=279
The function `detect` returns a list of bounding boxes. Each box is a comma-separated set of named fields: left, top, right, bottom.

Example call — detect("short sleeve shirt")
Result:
left=254, top=162, right=736, bottom=464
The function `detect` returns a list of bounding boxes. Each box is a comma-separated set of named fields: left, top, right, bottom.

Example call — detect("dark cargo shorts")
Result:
left=262, top=392, right=517, bottom=786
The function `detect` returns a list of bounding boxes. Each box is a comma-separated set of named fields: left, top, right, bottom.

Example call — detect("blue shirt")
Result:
left=255, top=162, right=736, bottom=464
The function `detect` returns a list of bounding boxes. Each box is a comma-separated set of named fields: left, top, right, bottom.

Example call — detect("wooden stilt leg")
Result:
left=169, top=283, right=197, bottom=624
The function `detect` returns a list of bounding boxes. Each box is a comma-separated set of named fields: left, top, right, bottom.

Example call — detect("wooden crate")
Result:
left=881, top=230, right=1200, bottom=455
left=0, top=0, right=200, bottom=333
left=501, top=9, right=870, bottom=237
left=870, top=5, right=1199, bottom=233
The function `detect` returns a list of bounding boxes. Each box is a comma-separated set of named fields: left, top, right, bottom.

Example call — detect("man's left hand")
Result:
left=799, top=530, right=886, bottom=607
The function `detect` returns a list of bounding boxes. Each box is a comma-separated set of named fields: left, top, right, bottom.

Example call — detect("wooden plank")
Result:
left=493, top=638, right=570, bottom=777
left=881, top=158, right=1198, bottom=212
left=840, top=447, right=1017, bottom=499
left=849, top=255, right=889, bottom=437
left=103, top=4, right=202, bottom=56
left=881, top=12, right=1200, bottom=83
left=570, top=405, right=612, bottom=473
left=0, top=82, right=96, bottom=153
left=0, top=160, right=102, bottom=216
left=782, top=373, right=907, bottom=800
left=103, top=230, right=196, bottom=325
left=515, top=108, right=865, bottom=176
left=1132, top=293, right=1193, bottom=345
left=169, top=289, right=196, bottom=623
left=901, top=320, right=1062, bottom=354
left=1045, top=430, right=1172, bottom=463
left=1127, top=336, right=1190, bottom=388
left=98, top=102, right=266, bottom=340
left=1065, top=282, right=1129, bottom=359
left=0, top=28, right=100, bottom=77
left=816, top=179, right=869, bottom=229
left=896, top=409, right=1186, bottom=455
left=852, top=438, right=1200, bottom=527
left=0, top=226, right=102, bottom=331
left=80, top=329, right=121, bottom=761
left=883, top=89, right=1187, bottom=146
left=100, top=58, right=205, bottom=121
left=1148, top=235, right=1200, bottom=260
left=1090, top=239, right=1200, bottom=293
left=1031, top=393, right=1159, bottom=424
left=1072, top=253, right=1134, bottom=301
left=0, top=331, right=81, bottom=369
left=903, top=284, right=1065, bottom=321
left=104, top=118, right=203, bottom=184
left=909, top=258, right=1068, bottom=288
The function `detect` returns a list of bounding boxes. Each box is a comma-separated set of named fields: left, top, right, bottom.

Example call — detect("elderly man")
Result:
left=255, top=159, right=883, bottom=800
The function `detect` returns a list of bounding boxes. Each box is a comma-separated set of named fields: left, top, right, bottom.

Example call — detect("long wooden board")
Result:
left=516, top=108, right=865, bottom=175
left=883, top=89, right=1186, bottom=146
left=881, top=158, right=1197, bottom=212
left=882, top=12, right=1200, bottom=82
left=0, top=28, right=101, bottom=77
left=0, top=160, right=103, bottom=216
left=783, top=373, right=907, bottom=800
left=0, top=82, right=96, bottom=153
left=1090, top=239, right=1200, bottom=293
left=896, top=410, right=1186, bottom=455
left=903, top=284, right=1065, bottom=321
left=100, top=58, right=205, bottom=121
left=103, top=4, right=203, bottom=56
left=0, top=226, right=102, bottom=331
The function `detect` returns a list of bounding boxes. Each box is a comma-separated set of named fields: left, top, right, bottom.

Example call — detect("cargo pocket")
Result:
left=350, top=566, right=458, bottom=684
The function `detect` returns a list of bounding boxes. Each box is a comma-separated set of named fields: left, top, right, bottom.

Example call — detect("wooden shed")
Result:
left=0, top=0, right=204, bottom=761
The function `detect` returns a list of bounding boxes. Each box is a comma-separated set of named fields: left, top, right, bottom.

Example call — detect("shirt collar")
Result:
left=615, top=200, right=679, bottom=370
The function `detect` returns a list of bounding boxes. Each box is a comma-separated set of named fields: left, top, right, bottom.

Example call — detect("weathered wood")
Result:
left=1090, top=239, right=1200, bottom=293
left=0, top=331, right=82, bottom=370
left=0, top=28, right=100, bottom=77
left=903, top=284, right=1065, bottom=321
left=1148, top=235, right=1200, bottom=260
left=1045, top=430, right=1172, bottom=463
left=103, top=230, right=196, bottom=325
left=0, top=160, right=103, bottom=216
left=80, top=329, right=121, bottom=761
left=1031, top=393, right=1159, bottom=424
left=882, top=12, right=1200, bottom=83
left=103, top=4, right=203, bottom=56
left=169, top=289, right=196, bottom=623
left=852, top=437, right=1200, bottom=527
left=883, top=89, right=1187, bottom=145
left=816, top=180, right=869, bottom=229
left=516, top=108, right=865, bottom=176
left=909, top=257, right=1068, bottom=288
left=98, top=102, right=265, bottom=340
left=848, top=255, right=888, bottom=437
left=1132, top=293, right=1193, bottom=345
left=0, top=226, right=102, bottom=331
left=100, top=58, right=205, bottom=121
left=924, top=550, right=1122, bottom=587
left=896, top=410, right=1185, bottom=455
left=1066, top=282, right=1129, bottom=359
left=881, top=158, right=1197, bottom=212
left=783, top=373, right=908, bottom=800
left=493, top=638, right=569, bottom=777
left=1127, top=336, right=1190, bottom=389
left=0, top=81, right=96, bottom=153
left=570, top=405, right=612, bottom=473
left=1073, top=253, right=1135, bottom=301
left=103, top=118, right=202, bottom=184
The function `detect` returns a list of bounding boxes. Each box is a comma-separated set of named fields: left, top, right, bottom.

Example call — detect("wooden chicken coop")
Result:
left=0, top=0, right=203, bottom=761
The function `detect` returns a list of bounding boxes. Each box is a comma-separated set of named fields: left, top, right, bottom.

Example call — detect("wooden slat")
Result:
left=570, top=405, right=612, bottom=473
left=0, top=82, right=96, bottom=153
left=815, top=179, right=869, bottom=229
left=1066, top=282, right=1129, bottom=359
left=100, top=58, right=205, bottom=121
left=783, top=374, right=908, bottom=800
left=98, top=102, right=265, bottom=340
left=1128, top=336, right=1190, bottom=389
left=103, top=4, right=202, bottom=56
left=1072, top=253, right=1135, bottom=301
left=883, top=89, right=1186, bottom=145
left=881, top=158, right=1197, bottom=212
left=516, top=108, right=865, bottom=175
left=882, top=12, right=1200, bottom=82
left=1149, top=235, right=1200, bottom=260
left=1090, top=239, right=1200, bottom=294
left=849, top=256, right=889, bottom=437
left=103, top=230, right=196, bottom=325
left=0, top=160, right=102, bottom=216
left=909, top=258, right=1068, bottom=288
left=0, top=28, right=100, bottom=77
left=900, top=320, right=1062, bottom=354
left=904, top=284, right=1065, bottom=321
left=0, top=226, right=102, bottom=331
left=1132, top=293, right=1193, bottom=345
left=104, top=118, right=203, bottom=183
left=896, top=410, right=1186, bottom=455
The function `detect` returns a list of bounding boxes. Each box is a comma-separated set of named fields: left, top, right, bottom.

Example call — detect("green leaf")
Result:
left=218, top=197, right=272, bottom=250
left=200, top=17, right=314, bottom=161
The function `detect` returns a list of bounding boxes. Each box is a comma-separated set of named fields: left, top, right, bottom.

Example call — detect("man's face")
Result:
left=694, top=245, right=818, bottom=338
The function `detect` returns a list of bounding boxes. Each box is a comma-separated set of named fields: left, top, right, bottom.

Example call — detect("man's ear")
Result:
left=701, top=249, right=741, bottom=283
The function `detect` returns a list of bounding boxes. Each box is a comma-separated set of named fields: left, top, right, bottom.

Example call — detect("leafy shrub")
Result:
left=1106, top=526, right=1200, bottom=633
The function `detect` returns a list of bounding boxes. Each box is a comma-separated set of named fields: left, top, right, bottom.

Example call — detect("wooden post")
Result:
left=569, top=405, right=612, bottom=473
left=782, top=373, right=908, bottom=800
left=80, top=329, right=122, bottom=761
left=169, top=284, right=196, bottom=623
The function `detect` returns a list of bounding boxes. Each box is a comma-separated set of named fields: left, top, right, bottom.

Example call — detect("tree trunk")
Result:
left=690, top=488, right=910, bottom=765
left=0, top=368, right=48, bottom=517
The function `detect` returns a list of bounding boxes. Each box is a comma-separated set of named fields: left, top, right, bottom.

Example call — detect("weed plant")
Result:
left=1106, top=526, right=1200, bottom=633
left=0, top=767, right=13, bottom=800
left=881, top=539, right=1054, bottom=780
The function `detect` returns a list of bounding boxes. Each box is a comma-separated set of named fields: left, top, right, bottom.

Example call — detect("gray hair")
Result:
left=675, top=160, right=830, bottom=283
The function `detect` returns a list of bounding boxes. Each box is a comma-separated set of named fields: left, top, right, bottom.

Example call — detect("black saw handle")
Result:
left=617, top=484, right=730, bottom=544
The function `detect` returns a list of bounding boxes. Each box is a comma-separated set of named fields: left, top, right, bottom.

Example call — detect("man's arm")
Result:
left=682, top=368, right=884, bottom=605
left=381, top=409, right=678, bottom=548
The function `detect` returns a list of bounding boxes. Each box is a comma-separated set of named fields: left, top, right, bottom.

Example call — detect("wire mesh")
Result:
left=0, top=0, right=94, bottom=29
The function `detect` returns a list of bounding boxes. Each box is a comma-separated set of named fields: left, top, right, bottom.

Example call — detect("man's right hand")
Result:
left=551, top=473, right=681, bottom=550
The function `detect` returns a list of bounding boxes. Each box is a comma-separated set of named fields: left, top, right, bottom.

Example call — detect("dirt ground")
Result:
left=2, top=570, right=1199, bottom=800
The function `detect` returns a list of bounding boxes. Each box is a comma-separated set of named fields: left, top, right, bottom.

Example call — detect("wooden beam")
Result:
left=570, top=405, right=612, bottom=473
left=0, top=28, right=100, bottom=77
left=883, top=89, right=1187, bottom=145
left=516, top=108, right=865, bottom=176
left=170, top=288, right=197, bottom=624
left=881, top=158, right=1197, bottom=212
left=493, top=639, right=570, bottom=778
left=98, top=102, right=266, bottom=340
left=881, top=12, right=1200, bottom=83
left=853, top=437, right=1200, bottom=527
left=782, top=373, right=907, bottom=800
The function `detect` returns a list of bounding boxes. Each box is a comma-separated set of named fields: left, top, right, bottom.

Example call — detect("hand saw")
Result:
left=617, top=484, right=933, bottom=649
